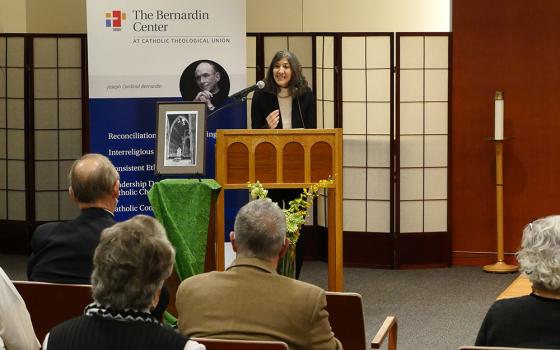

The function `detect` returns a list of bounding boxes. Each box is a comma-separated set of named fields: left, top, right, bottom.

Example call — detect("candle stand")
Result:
left=483, top=139, right=518, bottom=273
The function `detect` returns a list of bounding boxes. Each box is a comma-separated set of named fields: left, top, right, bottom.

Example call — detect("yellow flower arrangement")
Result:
left=248, top=178, right=334, bottom=245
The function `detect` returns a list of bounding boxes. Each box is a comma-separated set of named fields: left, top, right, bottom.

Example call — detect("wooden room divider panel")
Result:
left=246, top=32, right=451, bottom=267
left=0, top=35, right=27, bottom=224
left=0, top=34, right=87, bottom=253
left=33, top=36, right=85, bottom=222
left=396, top=33, right=451, bottom=266
left=340, top=34, right=394, bottom=267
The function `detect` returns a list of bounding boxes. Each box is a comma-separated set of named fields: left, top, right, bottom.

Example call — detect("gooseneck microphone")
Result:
left=229, top=80, right=265, bottom=100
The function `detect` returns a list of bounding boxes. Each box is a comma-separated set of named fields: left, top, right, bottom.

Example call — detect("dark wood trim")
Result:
left=394, top=34, right=402, bottom=263
left=0, top=221, right=31, bottom=254
left=395, top=32, right=451, bottom=37
left=343, top=231, right=395, bottom=268
left=334, top=34, right=342, bottom=128
left=446, top=33, right=453, bottom=263
left=452, top=251, right=517, bottom=267
left=81, top=35, right=90, bottom=153
left=389, top=33, right=396, bottom=241
left=307, top=227, right=448, bottom=268
left=24, top=35, right=35, bottom=223
left=255, top=34, right=265, bottom=81
left=311, top=35, right=317, bottom=100
left=396, top=231, right=451, bottom=267
left=301, top=224, right=326, bottom=261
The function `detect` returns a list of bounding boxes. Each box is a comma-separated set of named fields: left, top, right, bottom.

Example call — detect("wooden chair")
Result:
left=460, top=347, right=555, bottom=350
left=13, top=280, right=92, bottom=342
left=192, top=338, right=288, bottom=350
left=325, top=291, right=397, bottom=350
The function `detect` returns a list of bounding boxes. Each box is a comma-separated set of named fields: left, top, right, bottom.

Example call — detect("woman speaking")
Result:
left=251, top=50, right=316, bottom=130
left=251, top=50, right=316, bottom=279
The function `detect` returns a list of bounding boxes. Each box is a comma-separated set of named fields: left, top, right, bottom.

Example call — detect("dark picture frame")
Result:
left=155, top=102, right=206, bottom=175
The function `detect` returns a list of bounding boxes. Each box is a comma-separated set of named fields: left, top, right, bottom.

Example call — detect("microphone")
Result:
left=229, top=81, right=265, bottom=100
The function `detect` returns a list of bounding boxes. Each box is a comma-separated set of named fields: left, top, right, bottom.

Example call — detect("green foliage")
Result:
left=247, top=179, right=334, bottom=245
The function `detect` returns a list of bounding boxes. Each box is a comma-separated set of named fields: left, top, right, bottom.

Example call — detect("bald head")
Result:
left=69, top=154, right=119, bottom=204
left=195, top=61, right=221, bottom=93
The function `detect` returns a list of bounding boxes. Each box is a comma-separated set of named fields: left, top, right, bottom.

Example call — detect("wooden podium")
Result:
left=215, top=128, right=344, bottom=291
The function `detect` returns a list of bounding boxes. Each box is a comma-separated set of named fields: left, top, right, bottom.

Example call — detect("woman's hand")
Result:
left=266, top=109, right=280, bottom=129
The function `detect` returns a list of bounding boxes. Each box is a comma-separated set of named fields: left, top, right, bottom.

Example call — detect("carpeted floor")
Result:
left=1, top=254, right=517, bottom=350
left=299, top=261, right=517, bottom=350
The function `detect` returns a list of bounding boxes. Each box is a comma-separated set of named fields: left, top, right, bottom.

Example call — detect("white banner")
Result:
left=86, top=0, right=247, bottom=223
left=86, top=0, right=246, bottom=98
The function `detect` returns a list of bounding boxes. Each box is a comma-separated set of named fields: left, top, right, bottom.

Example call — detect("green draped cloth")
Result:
left=148, top=179, right=221, bottom=281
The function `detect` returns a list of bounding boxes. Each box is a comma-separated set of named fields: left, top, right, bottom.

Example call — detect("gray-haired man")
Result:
left=27, top=153, right=119, bottom=284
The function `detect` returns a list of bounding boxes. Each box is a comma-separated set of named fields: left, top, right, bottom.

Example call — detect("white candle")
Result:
left=494, top=91, right=504, bottom=140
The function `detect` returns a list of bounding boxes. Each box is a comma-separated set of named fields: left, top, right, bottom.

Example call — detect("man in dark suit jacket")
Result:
left=27, top=153, right=119, bottom=284
left=176, top=199, right=342, bottom=350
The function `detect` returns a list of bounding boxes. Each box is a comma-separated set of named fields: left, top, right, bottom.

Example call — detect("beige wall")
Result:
left=1, top=0, right=450, bottom=34
left=0, top=0, right=86, bottom=33
left=247, top=0, right=304, bottom=32
left=0, top=0, right=27, bottom=33
left=26, top=0, right=86, bottom=33
left=247, top=0, right=450, bottom=32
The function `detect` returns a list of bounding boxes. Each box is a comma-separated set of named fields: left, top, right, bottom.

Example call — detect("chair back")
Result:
left=13, top=280, right=92, bottom=342
left=192, top=338, right=288, bottom=350
left=325, top=291, right=397, bottom=350
left=325, top=291, right=367, bottom=350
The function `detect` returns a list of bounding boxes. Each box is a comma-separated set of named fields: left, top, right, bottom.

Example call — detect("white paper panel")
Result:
left=367, top=69, right=390, bottom=102
left=400, top=102, right=423, bottom=135
left=343, top=168, right=366, bottom=199
left=399, top=69, right=423, bottom=102
left=342, top=69, right=366, bottom=102
left=424, top=200, right=447, bottom=231
left=399, top=36, right=423, bottom=69
left=400, top=168, right=423, bottom=200
left=400, top=200, right=423, bottom=233
left=8, top=190, right=26, bottom=220
left=367, top=201, right=391, bottom=233
left=343, top=199, right=366, bottom=232
left=424, top=168, right=447, bottom=199
left=367, top=168, right=390, bottom=200
left=366, top=36, right=391, bottom=69
left=343, top=102, right=366, bottom=134
left=367, top=135, right=390, bottom=167
left=425, top=36, right=449, bottom=69
left=425, top=69, right=448, bottom=102
left=399, top=135, right=424, bottom=168
left=367, top=102, right=390, bottom=135
left=342, top=37, right=365, bottom=69
left=343, top=135, right=366, bottom=167
left=424, top=135, right=447, bottom=167
left=425, top=102, right=448, bottom=134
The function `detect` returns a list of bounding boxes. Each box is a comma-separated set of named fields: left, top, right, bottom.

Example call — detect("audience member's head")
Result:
left=195, top=61, right=221, bottom=94
left=517, top=215, right=560, bottom=293
left=68, top=153, right=119, bottom=210
left=231, top=199, right=287, bottom=261
left=91, top=215, right=175, bottom=311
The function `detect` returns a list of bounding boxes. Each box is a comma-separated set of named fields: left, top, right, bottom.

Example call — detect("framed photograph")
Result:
left=155, top=102, right=206, bottom=175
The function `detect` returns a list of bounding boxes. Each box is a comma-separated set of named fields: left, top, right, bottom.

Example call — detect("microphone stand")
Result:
left=207, top=95, right=247, bottom=118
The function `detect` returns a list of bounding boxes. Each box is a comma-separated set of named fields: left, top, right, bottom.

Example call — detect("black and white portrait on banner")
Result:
left=179, top=59, right=230, bottom=111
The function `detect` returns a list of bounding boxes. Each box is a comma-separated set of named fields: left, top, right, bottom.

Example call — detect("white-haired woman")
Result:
left=42, top=215, right=204, bottom=350
left=475, top=215, right=560, bottom=348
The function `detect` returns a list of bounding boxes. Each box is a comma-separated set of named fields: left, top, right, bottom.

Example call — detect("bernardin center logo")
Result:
left=105, top=10, right=127, bottom=31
